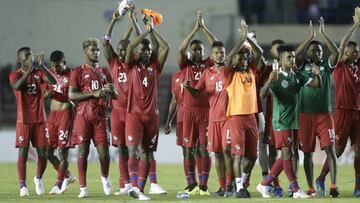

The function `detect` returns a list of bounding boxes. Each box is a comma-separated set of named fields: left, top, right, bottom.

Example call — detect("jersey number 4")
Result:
left=142, top=77, right=148, bottom=87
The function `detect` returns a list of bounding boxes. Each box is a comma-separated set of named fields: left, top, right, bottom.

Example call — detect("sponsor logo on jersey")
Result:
left=147, top=66, right=154, bottom=73
left=34, top=75, right=40, bottom=81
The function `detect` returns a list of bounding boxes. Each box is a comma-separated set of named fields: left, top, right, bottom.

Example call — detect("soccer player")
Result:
left=44, top=50, right=76, bottom=194
left=257, top=44, right=321, bottom=199
left=259, top=39, right=286, bottom=197
left=124, top=19, right=169, bottom=200
left=222, top=20, right=263, bottom=198
left=69, top=38, right=117, bottom=198
left=9, top=47, right=56, bottom=196
left=183, top=41, right=234, bottom=197
left=295, top=17, right=339, bottom=197
left=315, top=7, right=360, bottom=197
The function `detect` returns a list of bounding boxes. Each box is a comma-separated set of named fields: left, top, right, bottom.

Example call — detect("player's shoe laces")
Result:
left=273, top=187, right=284, bottom=197
left=211, top=188, right=225, bottom=197
left=20, top=186, right=29, bottom=197
left=316, top=179, right=326, bottom=197
left=330, top=187, right=339, bottom=198
left=61, top=174, right=76, bottom=193
left=149, top=183, right=167, bottom=194
left=78, top=187, right=88, bottom=198
left=128, top=187, right=150, bottom=200
left=34, top=177, right=45, bottom=195
left=306, top=188, right=316, bottom=197
left=256, top=183, right=271, bottom=198
left=101, top=176, right=112, bottom=195
left=353, top=189, right=360, bottom=197
left=49, top=186, right=62, bottom=195
left=114, top=183, right=132, bottom=195
left=293, top=190, right=311, bottom=198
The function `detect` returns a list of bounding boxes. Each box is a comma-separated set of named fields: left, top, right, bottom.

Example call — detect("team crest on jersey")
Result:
left=63, top=77, right=68, bottom=84
left=281, top=80, right=289, bottom=88
left=200, top=64, right=205, bottom=69
left=84, top=74, right=90, bottom=79
left=235, top=144, right=241, bottom=151
left=18, top=136, right=24, bottom=143
left=147, top=66, right=154, bottom=73
left=34, top=75, right=40, bottom=81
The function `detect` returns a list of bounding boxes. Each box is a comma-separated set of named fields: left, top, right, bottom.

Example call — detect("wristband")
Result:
left=103, top=34, right=112, bottom=42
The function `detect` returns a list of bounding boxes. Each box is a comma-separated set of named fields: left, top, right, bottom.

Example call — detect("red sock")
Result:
left=119, top=155, right=129, bottom=188
left=128, top=157, right=139, bottom=187
left=64, top=170, right=71, bottom=178
left=149, top=159, right=157, bottom=184
left=283, top=160, right=297, bottom=182
left=36, top=156, right=47, bottom=179
left=317, top=160, right=329, bottom=182
left=273, top=177, right=280, bottom=187
left=18, top=156, right=27, bottom=188
left=219, top=176, right=226, bottom=189
left=77, top=156, right=87, bottom=187
left=184, top=158, right=196, bottom=185
left=226, top=172, right=234, bottom=187
left=200, top=156, right=211, bottom=187
left=354, top=156, right=360, bottom=190
left=138, top=160, right=150, bottom=192
left=196, top=155, right=202, bottom=183
left=262, top=159, right=283, bottom=186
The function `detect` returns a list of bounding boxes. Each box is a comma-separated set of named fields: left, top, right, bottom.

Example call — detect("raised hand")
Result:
left=197, top=10, right=205, bottom=28
left=268, top=70, right=278, bottom=82
left=319, top=17, right=325, bottom=36
left=353, top=7, right=360, bottom=25
left=112, top=10, right=121, bottom=21
left=309, top=20, right=316, bottom=38
left=238, top=20, right=248, bottom=40
left=37, top=52, right=45, bottom=67
left=145, top=17, right=154, bottom=32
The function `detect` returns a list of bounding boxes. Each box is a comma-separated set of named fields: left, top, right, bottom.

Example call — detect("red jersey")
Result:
left=171, top=71, right=184, bottom=122
left=125, top=59, right=162, bottom=115
left=109, top=56, right=128, bottom=109
left=9, top=68, right=47, bottom=123
left=69, top=64, right=112, bottom=120
left=49, top=68, right=72, bottom=102
left=180, top=58, right=212, bottom=110
left=334, top=60, right=360, bottom=110
left=195, top=66, right=227, bottom=122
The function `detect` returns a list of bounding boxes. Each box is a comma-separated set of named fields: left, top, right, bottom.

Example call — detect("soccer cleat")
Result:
left=256, top=183, right=271, bottom=198
left=211, top=188, right=225, bottom=197
left=353, top=189, right=360, bottom=197
left=183, top=183, right=200, bottom=195
left=306, top=188, right=316, bottom=197
left=34, top=177, right=45, bottom=195
left=316, top=179, right=326, bottom=197
left=330, top=187, right=339, bottom=198
left=114, top=183, right=132, bottom=195
left=293, top=190, right=311, bottom=198
left=235, top=188, right=250, bottom=198
left=224, top=182, right=235, bottom=197
left=78, top=187, right=88, bottom=198
left=49, top=186, right=62, bottom=195
left=199, top=188, right=210, bottom=196
left=149, top=183, right=167, bottom=194
left=273, top=187, right=284, bottom=197
left=20, top=186, right=29, bottom=197
left=128, top=187, right=150, bottom=200
left=288, top=186, right=294, bottom=197
left=101, top=176, right=112, bottom=195
left=61, top=174, right=76, bottom=193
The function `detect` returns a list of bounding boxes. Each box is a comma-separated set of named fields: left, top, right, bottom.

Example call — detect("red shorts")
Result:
left=264, top=116, right=275, bottom=146
left=47, top=109, right=75, bottom=149
left=335, top=109, right=360, bottom=146
left=274, top=130, right=295, bottom=149
left=74, top=115, right=109, bottom=147
left=125, top=112, right=159, bottom=151
left=207, top=121, right=229, bottom=153
left=110, top=108, right=127, bottom=147
left=16, top=122, right=47, bottom=148
left=298, top=112, right=334, bottom=152
left=182, top=109, right=209, bottom=147
left=176, top=121, right=183, bottom=146
left=223, top=115, right=258, bottom=158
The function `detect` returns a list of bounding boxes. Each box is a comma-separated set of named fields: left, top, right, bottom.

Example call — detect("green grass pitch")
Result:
left=0, top=162, right=359, bottom=202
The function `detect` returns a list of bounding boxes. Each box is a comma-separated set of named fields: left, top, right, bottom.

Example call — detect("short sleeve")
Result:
left=9, top=71, right=22, bottom=86
left=69, top=68, right=80, bottom=88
